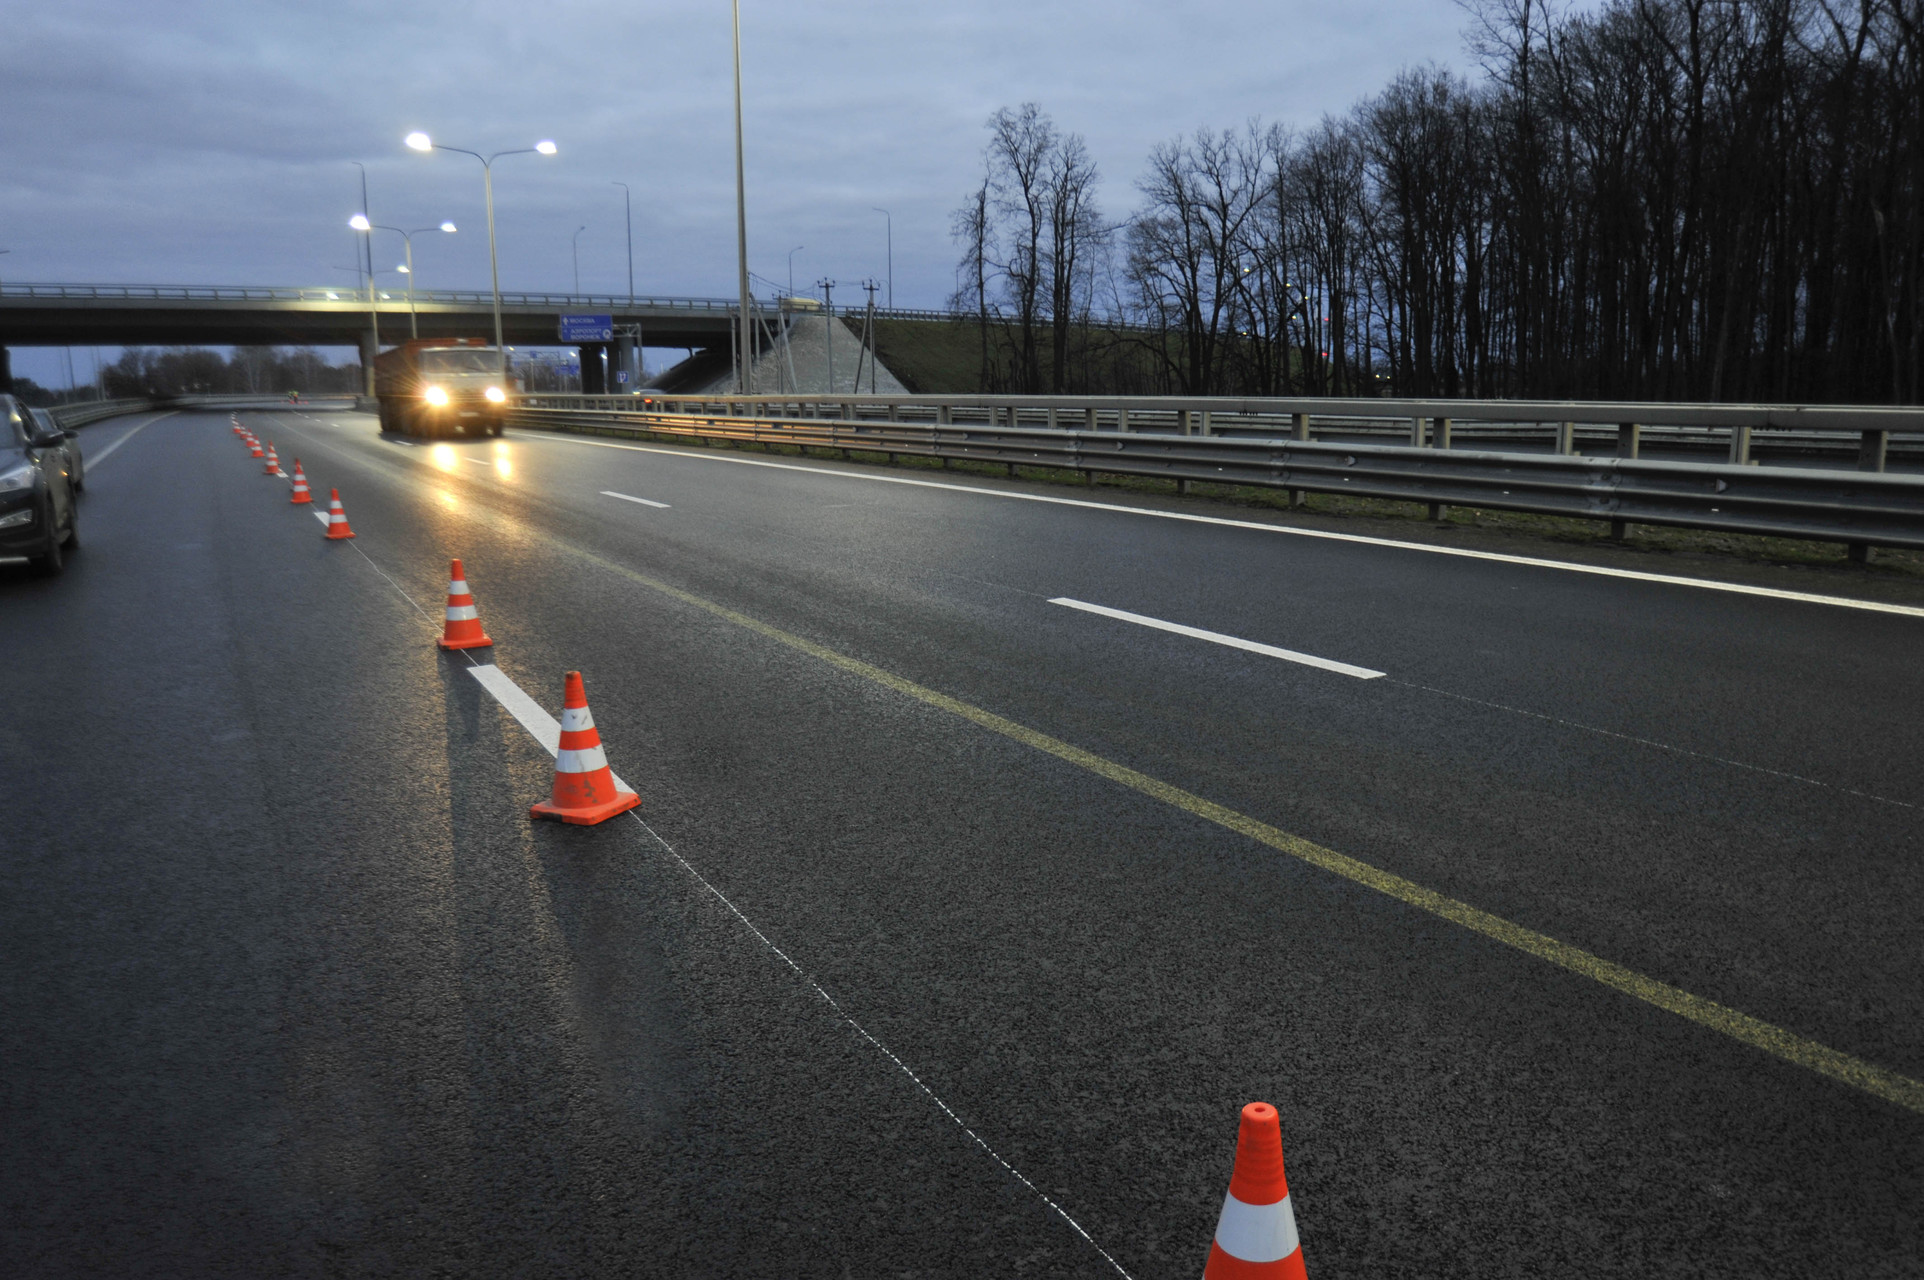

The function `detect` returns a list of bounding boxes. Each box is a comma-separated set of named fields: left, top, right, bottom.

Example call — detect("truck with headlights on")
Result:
left=373, top=338, right=512, bottom=437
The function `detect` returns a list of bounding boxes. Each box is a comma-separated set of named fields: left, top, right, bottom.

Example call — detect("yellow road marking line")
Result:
left=572, top=546, right=1924, bottom=1117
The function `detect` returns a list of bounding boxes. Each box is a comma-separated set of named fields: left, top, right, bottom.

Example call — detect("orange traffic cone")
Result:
left=323, top=488, right=355, bottom=539
left=249, top=437, right=264, bottom=458
left=289, top=460, right=313, bottom=504
left=1203, top=1103, right=1306, bottom=1280
left=436, top=558, right=493, bottom=650
left=262, top=443, right=280, bottom=474
left=530, top=671, right=639, bottom=825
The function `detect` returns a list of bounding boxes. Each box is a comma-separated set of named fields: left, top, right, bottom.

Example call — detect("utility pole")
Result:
left=861, top=279, right=880, bottom=393
left=818, top=278, right=835, bottom=392
left=870, top=208, right=892, bottom=311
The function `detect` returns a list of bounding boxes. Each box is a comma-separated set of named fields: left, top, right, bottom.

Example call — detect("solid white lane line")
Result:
left=312, top=511, right=330, bottom=526
left=84, top=411, right=175, bottom=469
left=512, top=430, right=1924, bottom=620
left=464, top=456, right=492, bottom=466
left=466, top=664, right=633, bottom=792
left=1049, top=597, right=1386, bottom=679
left=600, top=490, right=670, bottom=508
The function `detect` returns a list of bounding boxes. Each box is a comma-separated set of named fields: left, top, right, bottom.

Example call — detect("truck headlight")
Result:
left=0, top=462, right=33, bottom=493
left=424, top=385, right=449, bottom=406
left=484, top=386, right=506, bottom=403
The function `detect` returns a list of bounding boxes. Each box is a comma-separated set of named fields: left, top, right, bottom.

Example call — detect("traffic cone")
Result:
left=289, top=460, right=313, bottom=504
left=249, top=437, right=264, bottom=458
left=529, top=671, right=639, bottom=825
left=1203, top=1103, right=1306, bottom=1280
left=263, top=443, right=280, bottom=474
left=436, top=558, right=493, bottom=650
left=323, top=488, right=355, bottom=540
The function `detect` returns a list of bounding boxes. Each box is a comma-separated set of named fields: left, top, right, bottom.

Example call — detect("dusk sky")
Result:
left=4, top=0, right=1487, bottom=384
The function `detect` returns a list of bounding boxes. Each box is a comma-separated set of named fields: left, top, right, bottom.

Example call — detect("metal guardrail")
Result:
left=46, top=398, right=157, bottom=429
left=504, top=400, right=1924, bottom=553
left=39, top=394, right=353, bottom=430
left=524, top=392, right=1923, bottom=469
left=0, top=282, right=962, bottom=324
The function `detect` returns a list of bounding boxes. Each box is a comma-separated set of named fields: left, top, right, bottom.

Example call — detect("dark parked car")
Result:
left=0, top=395, right=80, bottom=575
left=26, top=406, right=83, bottom=493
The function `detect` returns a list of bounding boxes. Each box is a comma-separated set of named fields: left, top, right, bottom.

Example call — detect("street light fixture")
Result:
left=405, top=130, right=558, bottom=381
left=350, top=217, right=457, bottom=340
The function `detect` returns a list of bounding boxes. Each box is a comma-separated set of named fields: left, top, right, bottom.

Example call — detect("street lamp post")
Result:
left=406, top=131, right=557, bottom=383
left=871, top=207, right=892, bottom=311
left=353, top=217, right=457, bottom=340
left=730, top=0, right=753, bottom=393
left=571, top=224, right=587, bottom=300
left=612, top=182, right=633, bottom=305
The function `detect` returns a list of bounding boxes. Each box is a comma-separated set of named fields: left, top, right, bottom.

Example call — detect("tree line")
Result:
left=952, top=0, right=1921, bottom=404
left=101, top=346, right=362, bottom=398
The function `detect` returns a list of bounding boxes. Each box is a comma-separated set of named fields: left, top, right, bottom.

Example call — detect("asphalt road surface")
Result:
left=4, top=407, right=1920, bottom=1277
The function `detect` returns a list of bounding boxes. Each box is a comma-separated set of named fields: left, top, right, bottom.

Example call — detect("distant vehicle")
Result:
left=0, top=395, right=80, bottom=575
left=373, top=338, right=510, bottom=438
left=26, top=406, right=83, bottom=494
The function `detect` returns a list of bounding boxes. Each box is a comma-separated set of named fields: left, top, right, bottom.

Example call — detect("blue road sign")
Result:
left=559, top=313, right=614, bottom=342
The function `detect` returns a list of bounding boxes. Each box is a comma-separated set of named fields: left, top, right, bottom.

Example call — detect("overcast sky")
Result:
left=4, top=0, right=1486, bottom=384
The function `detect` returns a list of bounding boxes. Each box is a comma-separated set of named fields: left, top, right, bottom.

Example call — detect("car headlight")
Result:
left=0, top=462, right=33, bottom=493
left=424, top=385, right=449, bottom=406
left=484, top=386, right=506, bottom=404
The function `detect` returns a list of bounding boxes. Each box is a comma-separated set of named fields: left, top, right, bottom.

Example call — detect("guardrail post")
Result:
left=1047, top=407, right=1058, bottom=431
left=1284, top=413, right=1311, bottom=506
left=888, top=403, right=900, bottom=423
left=1557, top=420, right=1576, bottom=454
left=1085, top=407, right=1097, bottom=432
left=1116, top=407, right=1129, bottom=433
left=1426, top=417, right=1453, bottom=520
left=1201, top=410, right=1214, bottom=436
left=1849, top=429, right=1891, bottom=563
left=1410, top=416, right=1425, bottom=447
left=1610, top=423, right=1641, bottom=540
left=1858, top=429, right=1889, bottom=473
left=1727, top=423, right=1752, bottom=465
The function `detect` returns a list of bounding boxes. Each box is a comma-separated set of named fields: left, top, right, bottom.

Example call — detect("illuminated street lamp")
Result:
left=406, top=131, right=557, bottom=380
left=350, top=216, right=456, bottom=340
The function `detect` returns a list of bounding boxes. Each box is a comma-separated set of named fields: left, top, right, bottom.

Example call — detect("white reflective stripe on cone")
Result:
left=448, top=579, right=470, bottom=594
left=555, top=745, right=609, bottom=774
left=445, top=604, right=479, bottom=622
left=559, top=705, right=596, bottom=732
left=1213, top=1192, right=1300, bottom=1264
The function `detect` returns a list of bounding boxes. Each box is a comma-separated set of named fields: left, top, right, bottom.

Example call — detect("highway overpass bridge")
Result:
left=0, top=281, right=962, bottom=392
left=0, top=281, right=755, bottom=391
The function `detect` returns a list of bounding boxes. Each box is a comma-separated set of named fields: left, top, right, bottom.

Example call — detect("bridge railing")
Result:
left=504, top=392, right=1924, bottom=556
left=0, top=281, right=961, bottom=323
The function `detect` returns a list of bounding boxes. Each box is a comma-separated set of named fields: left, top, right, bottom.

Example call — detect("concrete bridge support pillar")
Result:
left=578, top=343, right=607, bottom=394
left=612, top=334, right=637, bottom=393
left=0, top=346, right=11, bottom=394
